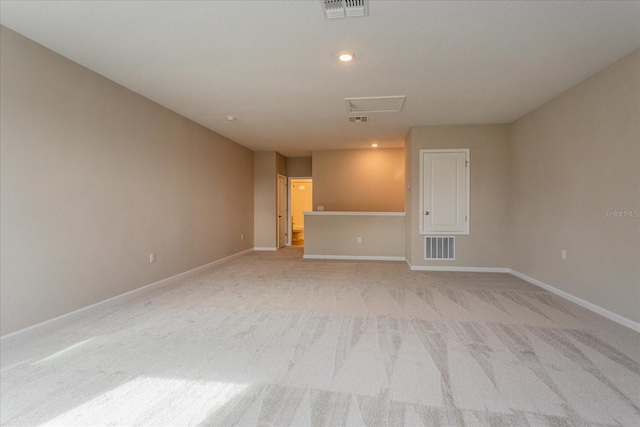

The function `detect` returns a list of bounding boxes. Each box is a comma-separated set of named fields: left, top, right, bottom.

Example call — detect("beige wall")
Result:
left=406, top=125, right=510, bottom=268
left=276, top=152, right=287, bottom=177
left=253, top=151, right=277, bottom=249
left=312, top=148, right=404, bottom=212
left=304, top=214, right=405, bottom=258
left=405, top=131, right=414, bottom=262
left=509, top=49, right=640, bottom=323
left=286, top=157, right=312, bottom=178
left=254, top=150, right=288, bottom=248
left=0, top=27, right=254, bottom=336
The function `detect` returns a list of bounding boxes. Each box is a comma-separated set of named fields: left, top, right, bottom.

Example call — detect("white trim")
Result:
left=303, top=255, right=405, bottom=262
left=410, top=265, right=510, bottom=273
left=304, top=211, right=405, bottom=216
left=509, top=270, right=640, bottom=333
left=0, top=248, right=255, bottom=345
left=418, top=230, right=470, bottom=235
left=254, top=247, right=277, bottom=251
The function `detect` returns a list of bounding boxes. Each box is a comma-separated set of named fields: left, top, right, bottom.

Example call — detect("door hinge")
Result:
left=465, top=216, right=468, bottom=221
left=465, top=161, right=469, bottom=167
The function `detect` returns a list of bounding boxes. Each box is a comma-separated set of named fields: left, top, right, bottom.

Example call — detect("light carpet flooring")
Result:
left=1, top=247, right=639, bottom=426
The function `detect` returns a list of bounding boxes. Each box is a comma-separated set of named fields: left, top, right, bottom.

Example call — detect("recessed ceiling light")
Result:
left=226, top=116, right=236, bottom=121
left=338, top=52, right=355, bottom=62
left=371, top=143, right=378, bottom=148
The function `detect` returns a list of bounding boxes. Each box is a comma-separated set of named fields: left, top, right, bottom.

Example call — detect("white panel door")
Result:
left=421, top=150, right=469, bottom=234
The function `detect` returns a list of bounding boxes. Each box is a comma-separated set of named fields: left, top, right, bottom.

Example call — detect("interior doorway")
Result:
left=277, top=175, right=287, bottom=249
left=289, top=178, right=312, bottom=246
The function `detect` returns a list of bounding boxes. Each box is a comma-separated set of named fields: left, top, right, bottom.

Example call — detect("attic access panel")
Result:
left=345, top=96, right=406, bottom=114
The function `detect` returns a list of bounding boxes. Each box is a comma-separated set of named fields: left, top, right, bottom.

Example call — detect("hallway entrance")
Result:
left=289, top=179, right=312, bottom=247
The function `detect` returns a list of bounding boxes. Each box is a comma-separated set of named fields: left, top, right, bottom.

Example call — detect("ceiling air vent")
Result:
left=321, top=0, right=368, bottom=19
left=346, top=96, right=406, bottom=114
left=348, top=116, right=368, bottom=123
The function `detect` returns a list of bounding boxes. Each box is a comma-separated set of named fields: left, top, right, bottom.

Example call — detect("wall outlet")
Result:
left=149, top=253, right=155, bottom=263
left=317, top=205, right=325, bottom=211
left=357, top=237, right=362, bottom=243
left=241, top=234, right=244, bottom=240
left=561, top=250, right=566, bottom=260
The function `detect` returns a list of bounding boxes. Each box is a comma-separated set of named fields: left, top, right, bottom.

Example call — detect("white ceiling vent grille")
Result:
left=348, top=116, right=368, bottom=123
left=346, top=96, right=406, bottom=114
left=425, top=237, right=455, bottom=260
left=321, top=0, right=368, bottom=19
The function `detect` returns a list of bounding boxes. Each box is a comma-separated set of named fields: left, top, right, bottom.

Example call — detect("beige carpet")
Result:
left=1, top=247, right=639, bottom=426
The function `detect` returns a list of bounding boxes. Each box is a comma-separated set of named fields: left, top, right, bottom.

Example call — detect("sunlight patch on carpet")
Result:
left=41, top=376, right=248, bottom=426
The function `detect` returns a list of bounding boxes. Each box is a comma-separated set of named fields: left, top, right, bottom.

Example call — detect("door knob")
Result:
left=425, top=211, right=430, bottom=215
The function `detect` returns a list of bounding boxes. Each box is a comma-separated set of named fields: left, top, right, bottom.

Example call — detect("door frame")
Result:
left=287, top=177, right=312, bottom=246
left=277, top=174, right=288, bottom=249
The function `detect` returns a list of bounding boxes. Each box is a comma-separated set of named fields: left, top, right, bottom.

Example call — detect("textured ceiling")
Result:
left=1, top=1, right=639, bottom=156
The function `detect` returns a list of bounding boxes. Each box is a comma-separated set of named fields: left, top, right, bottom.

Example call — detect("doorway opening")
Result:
left=277, top=175, right=287, bottom=249
left=289, top=178, right=312, bottom=247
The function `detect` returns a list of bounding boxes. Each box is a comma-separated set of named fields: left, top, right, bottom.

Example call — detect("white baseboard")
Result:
left=0, top=248, right=255, bottom=345
left=509, top=269, right=640, bottom=333
left=254, top=247, right=277, bottom=251
left=303, top=254, right=405, bottom=262
left=410, top=265, right=510, bottom=273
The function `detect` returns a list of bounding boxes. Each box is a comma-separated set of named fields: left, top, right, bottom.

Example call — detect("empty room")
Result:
left=1, top=1, right=639, bottom=426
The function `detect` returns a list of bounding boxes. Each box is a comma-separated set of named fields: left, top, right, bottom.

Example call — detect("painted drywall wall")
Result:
left=0, top=26, right=254, bottom=336
left=286, top=157, right=312, bottom=178
left=276, top=152, right=287, bottom=177
left=406, top=125, right=510, bottom=268
left=304, top=214, right=405, bottom=258
left=312, top=148, right=404, bottom=212
left=510, top=49, right=640, bottom=323
left=405, top=131, right=414, bottom=263
left=253, top=151, right=277, bottom=249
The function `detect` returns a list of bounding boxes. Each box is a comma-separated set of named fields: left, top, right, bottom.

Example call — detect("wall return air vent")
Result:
left=321, top=0, right=368, bottom=19
left=425, top=236, right=455, bottom=260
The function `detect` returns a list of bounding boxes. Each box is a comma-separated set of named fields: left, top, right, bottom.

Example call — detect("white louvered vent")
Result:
left=348, top=116, right=368, bottom=123
left=321, top=0, right=368, bottom=19
left=425, top=237, right=455, bottom=260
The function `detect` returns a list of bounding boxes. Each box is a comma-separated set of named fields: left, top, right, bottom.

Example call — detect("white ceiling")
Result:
left=1, top=1, right=639, bottom=157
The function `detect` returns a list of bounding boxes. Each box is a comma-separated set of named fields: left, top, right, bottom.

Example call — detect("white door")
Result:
left=421, top=149, right=469, bottom=234
left=277, top=175, right=287, bottom=248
